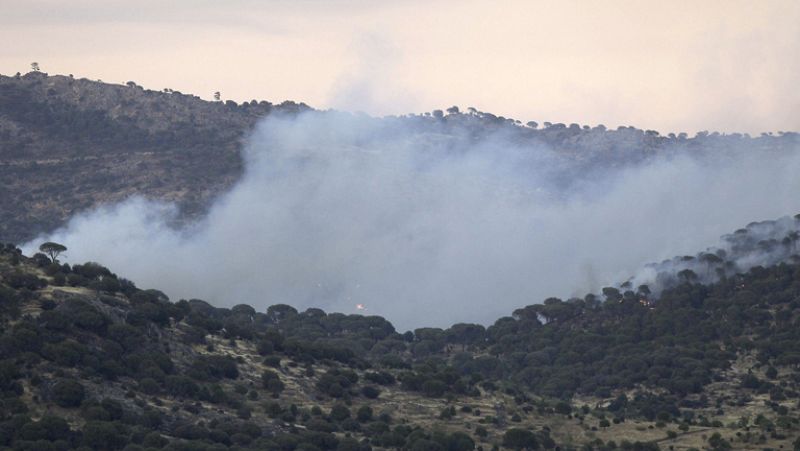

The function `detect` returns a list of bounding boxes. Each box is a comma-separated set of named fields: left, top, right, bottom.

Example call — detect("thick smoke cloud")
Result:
left=26, top=112, right=800, bottom=330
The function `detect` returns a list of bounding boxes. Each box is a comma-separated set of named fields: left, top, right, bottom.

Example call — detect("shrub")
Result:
left=191, top=355, right=239, bottom=381
left=356, top=405, right=373, bottom=422
left=82, top=421, right=128, bottom=450
left=422, top=380, right=446, bottom=398
left=41, top=340, right=86, bottom=367
left=316, top=369, right=357, bottom=398
left=6, top=272, right=46, bottom=290
left=261, top=370, right=284, bottom=395
left=554, top=401, right=571, bottom=415
left=142, top=432, right=168, bottom=448
left=164, top=375, right=200, bottom=398
left=263, top=355, right=282, bottom=367
left=361, top=385, right=380, bottom=399
left=364, top=370, right=395, bottom=385
left=52, top=379, right=85, bottom=408
left=502, top=428, right=538, bottom=450
left=329, top=404, right=351, bottom=422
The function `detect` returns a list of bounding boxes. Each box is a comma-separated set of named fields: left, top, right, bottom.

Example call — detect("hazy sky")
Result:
left=1, top=0, right=798, bottom=134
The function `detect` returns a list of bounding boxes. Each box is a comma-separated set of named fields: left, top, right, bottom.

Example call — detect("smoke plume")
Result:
left=26, top=112, right=800, bottom=330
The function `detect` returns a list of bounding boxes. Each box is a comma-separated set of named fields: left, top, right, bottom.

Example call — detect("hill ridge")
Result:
left=2, top=71, right=799, bottom=245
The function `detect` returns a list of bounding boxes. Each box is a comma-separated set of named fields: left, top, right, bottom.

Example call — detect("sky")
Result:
left=1, top=0, right=798, bottom=133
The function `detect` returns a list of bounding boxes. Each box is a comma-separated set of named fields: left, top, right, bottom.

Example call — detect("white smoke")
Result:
left=624, top=215, right=800, bottom=296
left=25, top=112, right=800, bottom=330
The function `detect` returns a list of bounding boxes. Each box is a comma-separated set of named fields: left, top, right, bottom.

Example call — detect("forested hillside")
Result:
left=1, top=71, right=798, bottom=244
left=2, top=215, right=800, bottom=450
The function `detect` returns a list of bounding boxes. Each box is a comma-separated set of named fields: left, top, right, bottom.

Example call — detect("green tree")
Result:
left=39, top=242, right=67, bottom=263
left=708, top=432, right=731, bottom=450
left=503, top=428, right=539, bottom=450
left=262, top=369, right=285, bottom=395
left=52, top=379, right=85, bottom=407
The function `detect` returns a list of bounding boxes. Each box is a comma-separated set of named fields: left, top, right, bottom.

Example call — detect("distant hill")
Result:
left=0, top=71, right=309, bottom=243
left=1, top=71, right=798, bottom=245
left=1, top=216, right=800, bottom=450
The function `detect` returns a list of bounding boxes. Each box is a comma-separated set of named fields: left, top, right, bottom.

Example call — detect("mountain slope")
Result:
left=2, top=216, right=800, bottom=450
left=0, top=71, right=308, bottom=243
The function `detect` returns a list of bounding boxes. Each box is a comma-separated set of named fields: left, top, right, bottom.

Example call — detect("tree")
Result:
left=329, top=404, right=351, bottom=422
left=267, top=304, right=297, bottom=323
left=31, top=62, right=40, bottom=72
left=82, top=421, right=128, bottom=450
left=214, top=91, right=221, bottom=101
left=52, top=379, right=85, bottom=407
left=602, top=287, right=622, bottom=303
left=39, top=242, right=67, bottom=263
left=677, top=269, right=698, bottom=284
left=443, top=432, right=475, bottom=451
left=352, top=405, right=372, bottom=424
left=708, top=432, right=731, bottom=450
left=699, top=253, right=723, bottom=277
left=503, top=428, right=539, bottom=450
left=262, top=370, right=284, bottom=395
left=785, top=231, right=799, bottom=253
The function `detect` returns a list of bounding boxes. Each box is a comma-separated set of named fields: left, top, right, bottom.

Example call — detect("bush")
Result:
left=329, top=404, right=351, bottom=422
left=740, top=374, right=761, bottom=389
left=356, top=405, right=373, bottom=422
left=142, top=432, right=169, bottom=448
left=316, top=369, right=358, bottom=398
left=442, top=432, right=475, bottom=451
left=6, top=272, right=46, bottom=290
left=41, top=340, right=86, bottom=367
left=191, top=355, right=239, bottom=381
left=52, top=379, right=85, bottom=408
left=164, top=375, right=200, bottom=398
left=82, top=421, right=128, bottom=450
left=422, top=380, right=446, bottom=398
left=502, top=428, right=538, bottom=450
left=263, top=355, right=282, bottom=367
left=364, top=370, right=395, bottom=385
left=261, top=370, right=284, bottom=395
left=63, top=299, right=108, bottom=334
left=361, top=385, right=380, bottom=399
left=19, top=415, right=71, bottom=441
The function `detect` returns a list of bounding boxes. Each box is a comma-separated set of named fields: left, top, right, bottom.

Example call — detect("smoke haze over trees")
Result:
left=26, top=109, right=800, bottom=329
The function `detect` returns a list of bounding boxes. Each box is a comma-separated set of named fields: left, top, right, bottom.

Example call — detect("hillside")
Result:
left=0, top=71, right=308, bottom=244
left=2, top=71, right=799, bottom=245
left=2, top=216, right=800, bottom=450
